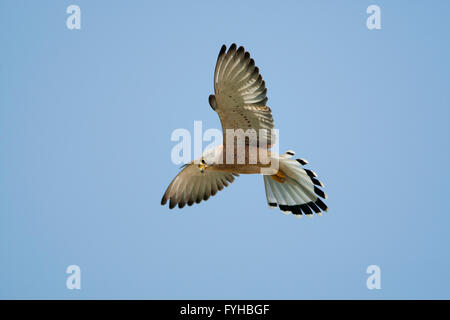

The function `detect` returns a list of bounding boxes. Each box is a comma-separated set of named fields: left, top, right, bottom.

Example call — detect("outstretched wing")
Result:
left=210, top=44, right=276, bottom=146
left=161, top=163, right=239, bottom=209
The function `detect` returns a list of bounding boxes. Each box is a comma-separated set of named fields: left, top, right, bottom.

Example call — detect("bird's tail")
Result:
left=263, top=150, right=328, bottom=217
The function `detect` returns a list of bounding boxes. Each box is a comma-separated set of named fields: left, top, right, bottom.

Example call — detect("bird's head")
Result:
left=197, top=147, right=221, bottom=173
left=198, top=158, right=208, bottom=174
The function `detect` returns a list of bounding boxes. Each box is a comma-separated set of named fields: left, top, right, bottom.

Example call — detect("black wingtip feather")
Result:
left=296, top=159, right=308, bottom=165
left=307, top=202, right=321, bottom=214
left=315, top=198, right=328, bottom=212
left=208, top=94, right=217, bottom=110
left=314, top=186, right=327, bottom=199
left=291, top=205, right=302, bottom=215
left=218, top=45, right=226, bottom=57
left=274, top=201, right=326, bottom=216
left=300, top=204, right=313, bottom=215
left=311, top=177, right=323, bottom=187
left=237, top=46, right=245, bottom=54
left=305, top=169, right=317, bottom=178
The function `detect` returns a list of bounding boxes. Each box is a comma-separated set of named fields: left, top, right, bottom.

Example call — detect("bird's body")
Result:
left=161, top=44, right=328, bottom=217
left=199, top=144, right=276, bottom=175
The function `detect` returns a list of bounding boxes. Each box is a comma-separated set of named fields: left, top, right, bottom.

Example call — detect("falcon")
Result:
left=161, top=44, right=328, bottom=217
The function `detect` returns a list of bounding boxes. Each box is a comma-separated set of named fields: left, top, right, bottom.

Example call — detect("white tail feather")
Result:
left=263, top=151, right=328, bottom=217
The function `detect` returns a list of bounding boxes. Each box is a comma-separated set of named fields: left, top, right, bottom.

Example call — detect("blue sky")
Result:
left=1, top=0, right=449, bottom=299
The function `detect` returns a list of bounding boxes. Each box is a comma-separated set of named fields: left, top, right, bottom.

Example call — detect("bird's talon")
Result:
left=271, top=170, right=286, bottom=183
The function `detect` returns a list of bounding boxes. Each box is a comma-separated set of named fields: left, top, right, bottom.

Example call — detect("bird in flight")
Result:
left=161, top=44, right=328, bottom=217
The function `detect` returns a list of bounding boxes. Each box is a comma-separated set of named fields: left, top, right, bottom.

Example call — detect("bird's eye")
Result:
left=201, top=159, right=206, bottom=164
